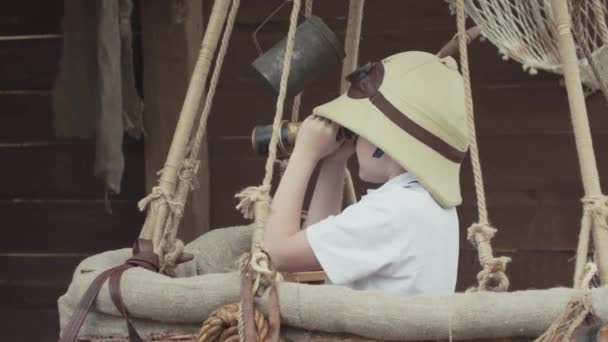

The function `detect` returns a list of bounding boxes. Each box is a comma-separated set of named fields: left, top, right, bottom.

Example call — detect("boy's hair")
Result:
left=312, top=51, right=468, bottom=208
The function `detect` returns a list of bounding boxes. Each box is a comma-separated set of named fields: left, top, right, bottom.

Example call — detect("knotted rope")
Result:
left=232, top=2, right=302, bottom=341
left=456, top=0, right=510, bottom=292
left=576, top=195, right=608, bottom=287
left=197, top=303, right=269, bottom=342
left=466, top=224, right=511, bottom=292
left=535, top=263, right=598, bottom=342
left=290, top=0, right=313, bottom=123
left=234, top=0, right=301, bottom=290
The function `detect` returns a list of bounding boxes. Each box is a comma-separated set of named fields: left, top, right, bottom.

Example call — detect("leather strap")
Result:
left=59, top=239, right=160, bottom=342
left=59, top=266, right=124, bottom=342
left=240, top=266, right=281, bottom=342
left=109, top=265, right=143, bottom=342
left=370, top=92, right=466, bottom=163
left=266, top=283, right=281, bottom=342
left=240, top=268, right=258, bottom=342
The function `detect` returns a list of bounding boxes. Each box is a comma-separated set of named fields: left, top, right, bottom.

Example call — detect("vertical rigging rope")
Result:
left=457, top=0, right=511, bottom=292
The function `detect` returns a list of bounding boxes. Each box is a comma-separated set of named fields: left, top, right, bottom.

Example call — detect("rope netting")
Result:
left=451, top=0, right=608, bottom=84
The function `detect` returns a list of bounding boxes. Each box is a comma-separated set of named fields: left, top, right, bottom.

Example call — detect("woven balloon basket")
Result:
left=87, top=334, right=200, bottom=342
left=87, top=331, right=380, bottom=342
left=90, top=333, right=196, bottom=342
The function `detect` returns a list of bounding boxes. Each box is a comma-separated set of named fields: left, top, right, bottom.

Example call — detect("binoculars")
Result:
left=252, top=121, right=300, bottom=157
left=251, top=121, right=354, bottom=157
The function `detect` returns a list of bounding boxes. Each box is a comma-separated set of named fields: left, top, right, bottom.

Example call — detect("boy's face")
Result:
left=356, top=137, right=392, bottom=183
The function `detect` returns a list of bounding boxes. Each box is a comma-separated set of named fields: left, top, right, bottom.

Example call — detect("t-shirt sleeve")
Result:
left=305, top=197, right=406, bottom=285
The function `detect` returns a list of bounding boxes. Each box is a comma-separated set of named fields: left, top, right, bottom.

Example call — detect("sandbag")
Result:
left=59, top=225, right=608, bottom=341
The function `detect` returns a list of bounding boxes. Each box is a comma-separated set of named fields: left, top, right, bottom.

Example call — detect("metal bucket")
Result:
left=251, top=10, right=345, bottom=97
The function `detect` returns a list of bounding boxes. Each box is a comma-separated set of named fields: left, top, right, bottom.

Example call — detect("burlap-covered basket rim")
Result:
left=59, top=226, right=608, bottom=341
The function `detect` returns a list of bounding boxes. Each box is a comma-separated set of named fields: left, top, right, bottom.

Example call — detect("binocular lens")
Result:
left=251, top=121, right=355, bottom=157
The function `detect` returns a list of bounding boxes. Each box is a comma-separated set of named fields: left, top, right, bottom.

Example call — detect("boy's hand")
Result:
left=294, top=116, right=343, bottom=161
left=327, top=137, right=355, bottom=163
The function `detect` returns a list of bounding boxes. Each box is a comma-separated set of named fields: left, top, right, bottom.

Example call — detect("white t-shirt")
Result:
left=306, top=173, right=459, bottom=296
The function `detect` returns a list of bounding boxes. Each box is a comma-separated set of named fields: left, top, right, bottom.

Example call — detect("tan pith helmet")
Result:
left=313, top=51, right=469, bottom=208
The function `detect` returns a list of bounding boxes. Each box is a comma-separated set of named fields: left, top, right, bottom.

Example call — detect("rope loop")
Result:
left=467, top=256, right=511, bottom=292
left=467, top=223, right=497, bottom=247
left=250, top=251, right=276, bottom=295
left=178, top=158, right=201, bottom=190
left=582, top=195, right=608, bottom=230
left=138, top=184, right=187, bottom=217
left=161, top=238, right=185, bottom=272
left=137, top=186, right=172, bottom=212
left=235, top=185, right=271, bottom=220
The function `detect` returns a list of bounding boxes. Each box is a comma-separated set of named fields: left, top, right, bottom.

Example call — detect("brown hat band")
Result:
left=346, top=62, right=466, bottom=163
left=370, top=92, right=466, bottom=163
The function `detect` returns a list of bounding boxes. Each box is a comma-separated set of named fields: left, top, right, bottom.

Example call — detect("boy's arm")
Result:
left=263, top=116, right=343, bottom=272
left=304, top=144, right=354, bottom=227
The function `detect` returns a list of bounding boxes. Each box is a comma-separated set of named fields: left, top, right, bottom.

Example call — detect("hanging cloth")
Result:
left=53, top=0, right=144, bottom=194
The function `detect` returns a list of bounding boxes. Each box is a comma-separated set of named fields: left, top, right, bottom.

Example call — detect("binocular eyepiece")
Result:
left=251, top=121, right=355, bottom=156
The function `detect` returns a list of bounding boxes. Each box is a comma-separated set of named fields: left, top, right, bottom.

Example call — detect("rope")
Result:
left=197, top=303, right=269, bottom=342
left=456, top=0, right=510, bottom=292
left=591, top=0, right=608, bottom=46
left=340, top=0, right=365, bottom=94
left=337, top=0, right=365, bottom=206
left=290, top=0, right=314, bottom=123
left=236, top=0, right=301, bottom=293
left=457, top=5, right=487, bottom=224
left=189, top=0, right=240, bottom=160
left=551, top=0, right=608, bottom=286
left=574, top=200, right=594, bottom=288
left=261, top=0, right=301, bottom=190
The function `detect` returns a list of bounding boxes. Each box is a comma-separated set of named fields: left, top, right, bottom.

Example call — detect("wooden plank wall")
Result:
left=0, top=2, right=145, bottom=341
left=1, top=1, right=608, bottom=340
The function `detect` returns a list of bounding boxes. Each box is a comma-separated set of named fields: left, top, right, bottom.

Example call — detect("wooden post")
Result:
left=551, top=0, right=608, bottom=285
left=140, top=0, right=209, bottom=242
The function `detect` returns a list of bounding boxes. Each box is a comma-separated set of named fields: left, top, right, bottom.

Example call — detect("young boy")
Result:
left=262, top=51, right=468, bottom=296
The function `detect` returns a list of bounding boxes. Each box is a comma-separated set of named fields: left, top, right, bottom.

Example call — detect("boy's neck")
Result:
left=385, top=164, right=406, bottom=181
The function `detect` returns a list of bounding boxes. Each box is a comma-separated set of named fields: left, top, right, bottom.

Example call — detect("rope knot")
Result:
left=582, top=195, right=608, bottom=230
left=161, top=238, right=185, bottom=273
left=235, top=185, right=271, bottom=220
left=178, top=158, right=201, bottom=190
left=467, top=223, right=497, bottom=246
left=467, top=256, right=511, bottom=293
left=137, top=186, right=171, bottom=212
left=166, top=199, right=185, bottom=218
left=251, top=251, right=275, bottom=285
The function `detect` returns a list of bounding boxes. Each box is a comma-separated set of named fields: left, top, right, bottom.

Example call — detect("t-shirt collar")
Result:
left=368, top=172, right=419, bottom=194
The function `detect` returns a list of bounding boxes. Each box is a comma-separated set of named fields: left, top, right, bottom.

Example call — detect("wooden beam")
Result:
left=140, top=0, right=209, bottom=242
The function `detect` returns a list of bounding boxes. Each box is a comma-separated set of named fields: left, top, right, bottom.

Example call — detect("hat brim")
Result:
left=313, top=94, right=463, bottom=208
